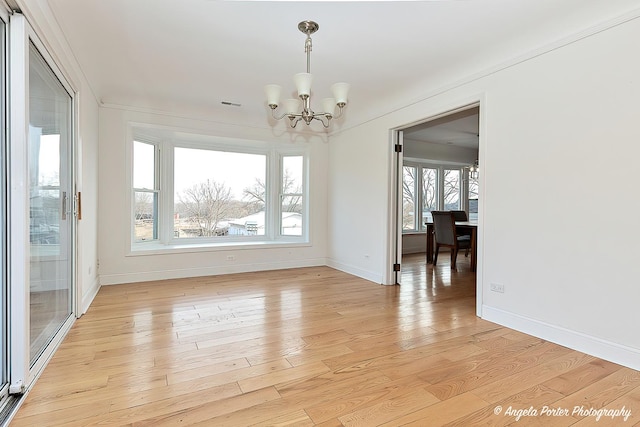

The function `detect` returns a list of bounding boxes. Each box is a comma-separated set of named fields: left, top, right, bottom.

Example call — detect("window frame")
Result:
left=129, top=126, right=309, bottom=253
left=401, top=165, right=418, bottom=232
left=278, top=154, right=306, bottom=237
left=132, top=138, right=160, bottom=243
left=168, top=142, right=269, bottom=244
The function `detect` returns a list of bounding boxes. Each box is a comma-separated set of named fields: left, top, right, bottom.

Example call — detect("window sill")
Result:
left=128, top=239, right=311, bottom=257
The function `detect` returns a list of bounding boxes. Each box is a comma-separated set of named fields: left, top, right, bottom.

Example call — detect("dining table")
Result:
left=425, top=220, right=478, bottom=272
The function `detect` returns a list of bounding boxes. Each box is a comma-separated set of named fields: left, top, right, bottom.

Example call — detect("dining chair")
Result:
left=431, top=211, right=471, bottom=269
left=450, top=210, right=471, bottom=255
left=450, top=210, right=468, bottom=222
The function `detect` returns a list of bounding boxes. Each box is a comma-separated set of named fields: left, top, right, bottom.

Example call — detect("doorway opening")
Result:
left=392, top=104, right=480, bottom=308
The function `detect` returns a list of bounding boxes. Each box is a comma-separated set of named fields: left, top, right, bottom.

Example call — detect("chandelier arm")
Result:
left=313, top=115, right=331, bottom=128
left=271, top=108, right=303, bottom=122
left=290, top=117, right=302, bottom=128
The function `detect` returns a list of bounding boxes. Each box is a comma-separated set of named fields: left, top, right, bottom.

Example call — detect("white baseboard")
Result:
left=81, top=277, right=101, bottom=314
left=482, top=305, right=640, bottom=371
left=99, top=258, right=327, bottom=285
left=325, top=259, right=383, bottom=285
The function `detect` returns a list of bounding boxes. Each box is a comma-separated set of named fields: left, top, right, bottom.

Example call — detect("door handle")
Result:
left=62, top=191, right=67, bottom=220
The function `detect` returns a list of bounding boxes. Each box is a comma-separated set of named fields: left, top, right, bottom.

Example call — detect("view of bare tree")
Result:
left=402, top=167, right=416, bottom=229
left=243, top=168, right=302, bottom=213
left=443, top=169, right=460, bottom=209
left=134, top=192, right=153, bottom=221
left=403, top=166, right=465, bottom=229
left=177, top=179, right=233, bottom=237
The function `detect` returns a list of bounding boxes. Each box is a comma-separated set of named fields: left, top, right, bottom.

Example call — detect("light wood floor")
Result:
left=10, top=254, right=640, bottom=426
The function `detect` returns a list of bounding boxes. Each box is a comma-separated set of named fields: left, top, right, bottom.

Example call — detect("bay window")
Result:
left=403, top=161, right=475, bottom=232
left=131, top=128, right=308, bottom=250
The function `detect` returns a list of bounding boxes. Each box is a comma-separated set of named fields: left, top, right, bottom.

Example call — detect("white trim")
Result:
left=0, top=2, right=9, bottom=20
left=100, top=257, right=327, bottom=286
left=80, top=277, right=100, bottom=315
left=8, top=12, right=30, bottom=394
left=475, top=94, right=487, bottom=318
left=482, top=306, right=640, bottom=371
left=326, top=259, right=383, bottom=285
left=387, top=130, right=402, bottom=285
left=128, top=240, right=312, bottom=257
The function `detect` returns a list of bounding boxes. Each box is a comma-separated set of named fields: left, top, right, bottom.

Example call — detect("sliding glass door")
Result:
left=28, top=42, right=73, bottom=365
left=9, top=14, right=76, bottom=394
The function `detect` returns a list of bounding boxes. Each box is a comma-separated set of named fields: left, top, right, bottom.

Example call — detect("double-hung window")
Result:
left=280, top=155, right=304, bottom=236
left=133, top=140, right=159, bottom=242
left=131, top=128, right=308, bottom=250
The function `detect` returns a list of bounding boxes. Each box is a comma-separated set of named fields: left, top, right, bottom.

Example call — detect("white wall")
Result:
left=76, top=88, right=100, bottom=313
left=328, top=13, right=640, bottom=369
left=98, top=107, right=329, bottom=285
left=327, top=124, right=391, bottom=284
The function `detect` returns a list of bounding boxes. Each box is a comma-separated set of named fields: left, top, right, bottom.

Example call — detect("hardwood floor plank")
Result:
left=425, top=340, right=573, bottom=400
left=166, top=358, right=292, bottom=389
left=237, top=360, right=330, bottom=393
left=569, top=384, right=640, bottom=426
left=124, top=387, right=280, bottom=427
left=378, top=391, right=489, bottom=426
left=9, top=400, right=112, bottom=426
left=306, top=376, right=437, bottom=424
left=543, top=359, right=624, bottom=396
left=470, top=351, right=597, bottom=403
left=555, top=367, right=640, bottom=415
left=336, top=386, right=439, bottom=426
left=10, top=256, right=640, bottom=426
left=444, top=384, right=567, bottom=426
left=108, top=377, right=242, bottom=413
left=248, top=409, right=315, bottom=427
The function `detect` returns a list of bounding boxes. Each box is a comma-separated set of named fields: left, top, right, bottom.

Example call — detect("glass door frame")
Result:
left=8, top=13, right=77, bottom=394
left=0, top=2, right=9, bottom=406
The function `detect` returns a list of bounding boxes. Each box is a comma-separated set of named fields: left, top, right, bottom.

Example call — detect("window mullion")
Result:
left=461, top=167, right=469, bottom=215
left=416, top=166, right=423, bottom=231
left=437, top=166, right=444, bottom=210
left=158, top=141, right=172, bottom=243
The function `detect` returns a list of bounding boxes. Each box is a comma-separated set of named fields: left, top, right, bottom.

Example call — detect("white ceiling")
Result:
left=28, top=0, right=640, bottom=134
left=404, top=107, right=479, bottom=149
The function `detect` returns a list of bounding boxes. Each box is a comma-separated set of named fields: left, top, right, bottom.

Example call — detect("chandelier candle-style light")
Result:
left=469, top=160, right=479, bottom=179
left=265, top=20, right=349, bottom=128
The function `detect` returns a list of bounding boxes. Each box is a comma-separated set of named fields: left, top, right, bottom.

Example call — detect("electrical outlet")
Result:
left=226, top=255, right=235, bottom=261
left=490, top=283, right=505, bottom=293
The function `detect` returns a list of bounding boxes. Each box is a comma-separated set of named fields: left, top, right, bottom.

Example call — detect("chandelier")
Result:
left=264, top=21, right=350, bottom=129
left=469, top=160, right=479, bottom=179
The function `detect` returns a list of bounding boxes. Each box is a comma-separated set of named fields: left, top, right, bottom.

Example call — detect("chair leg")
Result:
left=434, top=245, right=440, bottom=265
left=451, top=248, right=457, bottom=269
